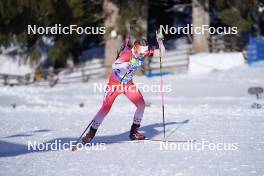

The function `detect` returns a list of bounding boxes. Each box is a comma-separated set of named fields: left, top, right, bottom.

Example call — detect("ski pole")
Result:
left=156, top=30, right=166, bottom=140
left=72, top=120, right=93, bottom=151
left=160, top=54, right=166, bottom=140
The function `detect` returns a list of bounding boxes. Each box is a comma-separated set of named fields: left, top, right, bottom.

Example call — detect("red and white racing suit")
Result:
left=91, top=45, right=164, bottom=129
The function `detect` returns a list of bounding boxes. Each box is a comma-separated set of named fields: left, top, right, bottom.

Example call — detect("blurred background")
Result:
left=0, top=0, right=264, bottom=86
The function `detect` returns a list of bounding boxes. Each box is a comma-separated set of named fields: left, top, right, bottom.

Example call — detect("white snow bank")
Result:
left=188, top=52, right=245, bottom=75
left=0, top=54, right=33, bottom=75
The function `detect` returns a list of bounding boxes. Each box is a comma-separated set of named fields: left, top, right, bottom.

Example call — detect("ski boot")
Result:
left=129, top=123, right=145, bottom=140
left=82, top=126, right=97, bottom=144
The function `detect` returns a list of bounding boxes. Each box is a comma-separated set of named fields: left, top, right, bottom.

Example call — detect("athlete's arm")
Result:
left=154, top=30, right=165, bottom=57
left=112, top=52, right=131, bottom=69
left=112, top=60, right=129, bottom=69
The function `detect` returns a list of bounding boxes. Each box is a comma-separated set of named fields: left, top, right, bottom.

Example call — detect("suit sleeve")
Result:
left=112, top=52, right=131, bottom=69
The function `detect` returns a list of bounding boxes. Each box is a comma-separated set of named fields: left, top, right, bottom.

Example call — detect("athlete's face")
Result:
left=134, top=44, right=148, bottom=58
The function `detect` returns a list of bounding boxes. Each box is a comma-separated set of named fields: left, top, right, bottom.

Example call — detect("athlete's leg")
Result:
left=82, top=75, right=123, bottom=144
left=92, top=76, right=122, bottom=129
left=124, top=83, right=146, bottom=125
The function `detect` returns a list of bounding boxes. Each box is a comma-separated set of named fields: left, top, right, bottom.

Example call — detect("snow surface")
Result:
left=0, top=54, right=33, bottom=75
left=0, top=63, right=264, bottom=176
left=189, top=52, right=245, bottom=75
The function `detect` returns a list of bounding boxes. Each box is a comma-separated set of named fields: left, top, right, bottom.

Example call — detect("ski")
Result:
left=71, top=138, right=196, bottom=151
left=92, top=138, right=196, bottom=144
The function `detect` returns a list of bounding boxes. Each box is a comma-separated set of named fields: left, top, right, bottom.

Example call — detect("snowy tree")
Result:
left=192, top=0, right=209, bottom=53
left=103, top=0, right=148, bottom=74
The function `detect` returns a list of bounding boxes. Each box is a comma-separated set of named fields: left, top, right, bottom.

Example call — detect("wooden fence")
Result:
left=145, top=44, right=192, bottom=75
left=0, top=73, right=33, bottom=86
left=208, top=34, right=241, bottom=53
left=0, top=45, right=192, bottom=87
left=32, top=58, right=106, bottom=87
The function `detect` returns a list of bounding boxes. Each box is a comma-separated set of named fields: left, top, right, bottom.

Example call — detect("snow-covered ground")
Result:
left=0, top=63, right=264, bottom=176
left=0, top=54, right=33, bottom=75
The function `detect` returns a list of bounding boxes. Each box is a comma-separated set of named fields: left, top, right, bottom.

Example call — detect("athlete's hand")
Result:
left=156, top=30, right=165, bottom=57
left=153, top=49, right=161, bottom=57
left=156, top=30, right=164, bottom=43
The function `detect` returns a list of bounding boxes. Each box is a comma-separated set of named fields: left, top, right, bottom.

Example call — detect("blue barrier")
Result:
left=145, top=72, right=170, bottom=78
left=248, top=36, right=264, bottom=65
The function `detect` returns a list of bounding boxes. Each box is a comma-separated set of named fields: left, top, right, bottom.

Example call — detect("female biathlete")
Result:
left=82, top=33, right=165, bottom=144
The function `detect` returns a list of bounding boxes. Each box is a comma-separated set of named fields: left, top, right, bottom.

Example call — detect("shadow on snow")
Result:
left=0, top=120, right=189, bottom=158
